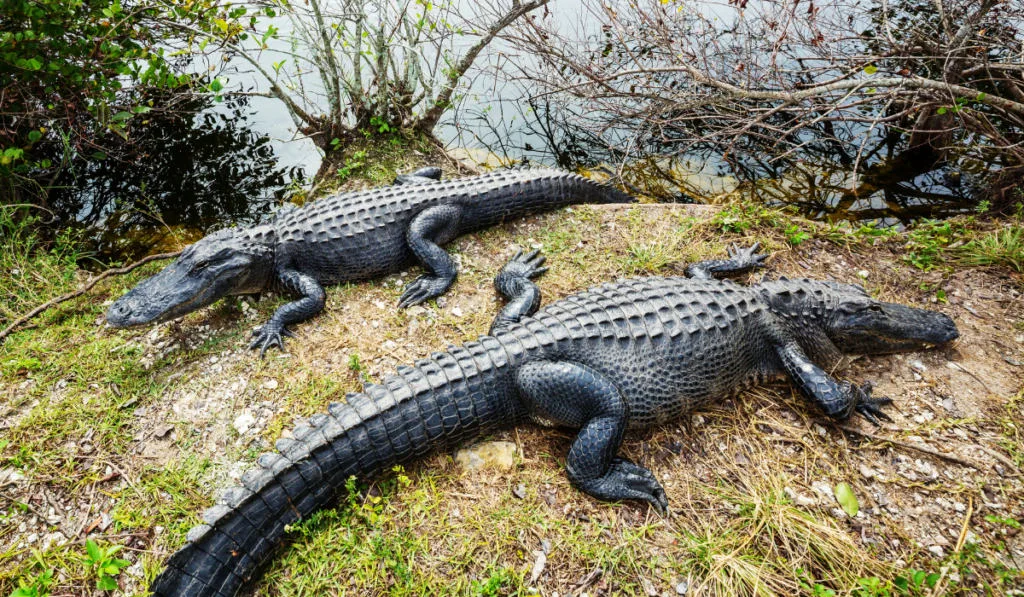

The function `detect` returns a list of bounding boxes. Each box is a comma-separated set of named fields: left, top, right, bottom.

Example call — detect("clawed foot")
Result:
left=496, top=249, right=548, bottom=289
left=398, top=274, right=454, bottom=308
left=728, top=242, right=767, bottom=270
left=850, top=381, right=893, bottom=426
left=573, top=457, right=669, bottom=515
left=249, top=322, right=294, bottom=358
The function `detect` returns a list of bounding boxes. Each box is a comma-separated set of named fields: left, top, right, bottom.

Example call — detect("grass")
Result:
left=1, top=185, right=1022, bottom=596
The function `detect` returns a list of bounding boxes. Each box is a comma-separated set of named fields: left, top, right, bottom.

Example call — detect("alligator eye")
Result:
left=868, top=304, right=883, bottom=313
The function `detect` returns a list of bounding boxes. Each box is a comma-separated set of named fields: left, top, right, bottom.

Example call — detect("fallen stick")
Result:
left=838, top=424, right=988, bottom=472
left=0, top=251, right=180, bottom=344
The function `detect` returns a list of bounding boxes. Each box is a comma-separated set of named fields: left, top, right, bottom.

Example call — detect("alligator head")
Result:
left=107, top=227, right=274, bottom=328
left=761, top=278, right=959, bottom=356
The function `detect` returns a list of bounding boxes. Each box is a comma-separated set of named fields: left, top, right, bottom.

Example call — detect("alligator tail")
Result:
left=150, top=339, right=522, bottom=596
left=567, top=171, right=637, bottom=205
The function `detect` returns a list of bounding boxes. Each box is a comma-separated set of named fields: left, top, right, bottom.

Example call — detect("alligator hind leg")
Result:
left=399, top=204, right=465, bottom=308
left=516, top=361, right=668, bottom=513
left=490, top=249, right=548, bottom=334
left=393, top=166, right=443, bottom=186
left=686, top=242, right=767, bottom=280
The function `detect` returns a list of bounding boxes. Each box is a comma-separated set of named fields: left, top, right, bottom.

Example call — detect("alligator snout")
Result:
left=106, top=299, right=135, bottom=327
left=935, top=314, right=960, bottom=343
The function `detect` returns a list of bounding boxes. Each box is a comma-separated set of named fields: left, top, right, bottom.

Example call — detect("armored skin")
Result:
left=105, top=168, right=634, bottom=355
left=150, top=245, right=959, bottom=596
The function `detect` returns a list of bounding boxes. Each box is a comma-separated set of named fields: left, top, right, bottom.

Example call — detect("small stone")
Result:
left=675, top=579, right=689, bottom=595
left=928, top=545, right=945, bottom=558
left=452, top=306, right=464, bottom=318
left=455, top=441, right=518, bottom=471
left=859, top=465, right=876, bottom=479
left=154, top=424, right=174, bottom=438
left=513, top=484, right=527, bottom=499
left=909, top=359, right=927, bottom=372
left=857, top=270, right=869, bottom=279
left=529, top=549, right=547, bottom=584
left=263, top=379, right=279, bottom=390
left=233, top=412, right=256, bottom=435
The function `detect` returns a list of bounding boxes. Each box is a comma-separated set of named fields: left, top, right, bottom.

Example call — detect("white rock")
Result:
left=233, top=412, right=256, bottom=435
left=263, top=379, right=279, bottom=390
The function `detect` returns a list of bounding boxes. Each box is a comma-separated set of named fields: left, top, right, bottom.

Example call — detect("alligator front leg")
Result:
left=399, top=204, right=464, bottom=308
left=250, top=269, right=326, bottom=357
left=776, top=341, right=893, bottom=425
left=517, top=360, right=668, bottom=513
left=490, top=249, right=548, bottom=334
left=686, top=242, right=767, bottom=279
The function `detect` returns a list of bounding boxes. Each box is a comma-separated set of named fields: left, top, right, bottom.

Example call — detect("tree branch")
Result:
left=415, top=0, right=550, bottom=132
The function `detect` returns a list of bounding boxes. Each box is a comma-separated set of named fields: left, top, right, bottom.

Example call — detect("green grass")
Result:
left=954, top=225, right=1024, bottom=272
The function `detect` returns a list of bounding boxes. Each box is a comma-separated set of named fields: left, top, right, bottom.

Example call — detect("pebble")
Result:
left=859, top=465, right=876, bottom=479
left=928, top=545, right=946, bottom=558
left=233, top=412, right=256, bottom=435
left=452, top=306, right=464, bottom=318
left=675, top=580, right=689, bottom=595
left=909, top=359, right=927, bottom=372
left=263, top=379, right=279, bottom=390
left=455, top=441, right=518, bottom=471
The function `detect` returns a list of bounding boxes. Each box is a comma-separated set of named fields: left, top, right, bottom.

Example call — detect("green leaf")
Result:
left=209, top=78, right=223, bottom=92
left=937, top=106, right=947, bottom=115
left=833, top=482, right=859, bottom=516
left=111, top=111, right=132, bottom=122
left=27, top=130, right=42, bottom=143
left=86, top=538, right=102, bottom=563
left=863, top=64, right=877, bottom=75
left=96, top=574, right=118, bottom=591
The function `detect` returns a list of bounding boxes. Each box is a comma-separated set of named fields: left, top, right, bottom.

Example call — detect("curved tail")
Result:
left=151, top=340, right=521, bottom=596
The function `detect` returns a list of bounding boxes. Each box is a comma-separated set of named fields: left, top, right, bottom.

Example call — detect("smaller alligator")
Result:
left=151, top=245, right=959, bottom=596
left=106, top=168, right=634, bottom=355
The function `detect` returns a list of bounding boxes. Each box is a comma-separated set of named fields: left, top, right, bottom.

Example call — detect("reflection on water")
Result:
left=39, top=93, right=304, bottom=262
left=450, top=94, right=978, bottom=224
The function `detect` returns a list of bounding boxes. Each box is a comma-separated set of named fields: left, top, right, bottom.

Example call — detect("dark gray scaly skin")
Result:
left=105, top=168, right=634, bottom=356
left=150, top=245, right=959, bottom=596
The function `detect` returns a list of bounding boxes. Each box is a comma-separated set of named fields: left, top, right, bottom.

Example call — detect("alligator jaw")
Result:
left=106, top=260, right=229, bottom=327
left=107, top=229, right=274, bottom=328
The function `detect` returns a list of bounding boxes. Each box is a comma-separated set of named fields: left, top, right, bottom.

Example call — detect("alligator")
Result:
left=105, top=167, right=634, bottom=355
left=151, top=244, right=959, bottom=596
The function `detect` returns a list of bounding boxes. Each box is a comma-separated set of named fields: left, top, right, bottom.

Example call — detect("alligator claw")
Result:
left=728, top=242, right=767, bottom=270
left=500, top=249, right=548, bottom=281
left=575, top=457, right=669, bottom=516
left=398, top=274, right=453, bottom=308
left=249, top=323, right=290, bottom=358
left=851, top=381, right=893, bottom=426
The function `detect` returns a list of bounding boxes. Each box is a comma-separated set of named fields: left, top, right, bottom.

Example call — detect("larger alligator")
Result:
left=106, top=168, right=634, bottom=355
left=151, top=245, right=959, bottom=596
